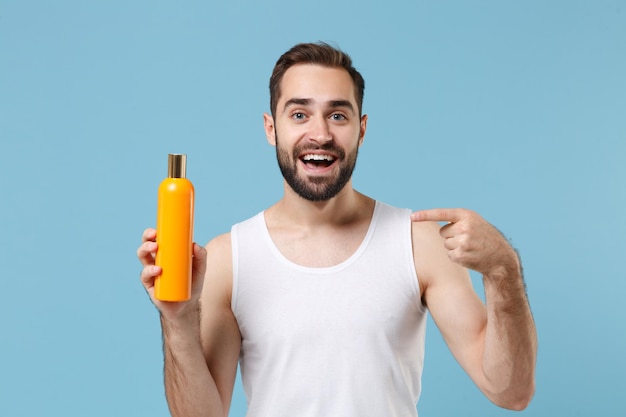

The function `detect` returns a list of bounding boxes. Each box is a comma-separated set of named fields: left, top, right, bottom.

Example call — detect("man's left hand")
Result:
left=411, top=208, right=518, bottom=277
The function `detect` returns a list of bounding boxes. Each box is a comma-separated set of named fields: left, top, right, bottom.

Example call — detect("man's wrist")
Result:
left=160, top=304, right=202, bottom=344
left=482, top=249, right=527, bottom=297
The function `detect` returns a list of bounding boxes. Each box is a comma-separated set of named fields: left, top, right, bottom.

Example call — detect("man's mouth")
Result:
left=300, top=153, right=336, bottom=169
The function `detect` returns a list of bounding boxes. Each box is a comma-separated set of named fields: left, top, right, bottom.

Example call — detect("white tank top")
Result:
left=231, top=201, right=427, bottom=417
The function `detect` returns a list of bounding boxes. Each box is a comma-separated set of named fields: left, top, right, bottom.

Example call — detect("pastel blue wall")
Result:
left=1, top=1, right=624, bottom=416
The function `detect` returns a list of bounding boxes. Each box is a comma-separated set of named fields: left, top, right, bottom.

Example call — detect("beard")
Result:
left=275, top=134, right=359, bottom=202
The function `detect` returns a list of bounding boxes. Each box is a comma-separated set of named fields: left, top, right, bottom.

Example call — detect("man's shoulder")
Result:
left=205, top=232, right=232, bottom=259
left=205, top=208, right=268, bottom=254
left=371, top=199, right=415, bottom=223
left=233, top=210, right=265, bottom=227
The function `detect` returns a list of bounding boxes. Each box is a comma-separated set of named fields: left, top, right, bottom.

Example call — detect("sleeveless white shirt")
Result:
left=231, top=201, right=427, bottom=417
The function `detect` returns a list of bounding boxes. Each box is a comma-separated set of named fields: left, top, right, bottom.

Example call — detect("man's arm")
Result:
left=411, top=209, right=537, bottom=410
left=138, top=230, right=241, bottom=417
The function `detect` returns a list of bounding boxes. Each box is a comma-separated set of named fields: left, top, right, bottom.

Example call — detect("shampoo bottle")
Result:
left=154, top=154, right=195, bottom=302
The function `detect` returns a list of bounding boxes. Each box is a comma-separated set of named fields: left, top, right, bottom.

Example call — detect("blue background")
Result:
left=1, top=1, right=625, bottom=416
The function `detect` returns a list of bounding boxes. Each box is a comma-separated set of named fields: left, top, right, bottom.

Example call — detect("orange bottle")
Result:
left=154, top=154, right=195, bottom=302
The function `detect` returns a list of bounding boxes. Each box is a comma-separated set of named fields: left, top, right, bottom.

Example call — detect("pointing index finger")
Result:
left=411, top=208, right=463, bottom=223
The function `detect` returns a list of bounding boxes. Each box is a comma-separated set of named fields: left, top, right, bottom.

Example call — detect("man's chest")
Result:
left=268, top=224, right=370, bottom=268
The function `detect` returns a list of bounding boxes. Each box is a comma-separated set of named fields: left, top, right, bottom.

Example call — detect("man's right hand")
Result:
left=137, top=228, right=208, bottom=320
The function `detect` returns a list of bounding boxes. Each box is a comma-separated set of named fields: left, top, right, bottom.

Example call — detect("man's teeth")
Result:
left=303, top=154, right=335, bottom=161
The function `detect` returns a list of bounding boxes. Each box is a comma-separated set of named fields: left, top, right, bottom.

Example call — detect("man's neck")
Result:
left=268, top=181, right=373, bottom=229
left=263, top=183, right=376, bottom=268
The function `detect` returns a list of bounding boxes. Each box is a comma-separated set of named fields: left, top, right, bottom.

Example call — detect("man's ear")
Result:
left=264, top=113, right=276, bottom=146
left=358, top=114, right=368, bottom=146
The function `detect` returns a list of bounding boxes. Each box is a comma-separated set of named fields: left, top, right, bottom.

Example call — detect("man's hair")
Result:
left=269, top=42, right=365, bottom=117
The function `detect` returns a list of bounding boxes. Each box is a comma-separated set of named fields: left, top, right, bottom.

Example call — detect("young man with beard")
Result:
left=137, top=42, right=537, bottom=417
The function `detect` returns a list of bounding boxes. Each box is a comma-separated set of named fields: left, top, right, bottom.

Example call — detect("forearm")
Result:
left=161, top=311, right=226, bottom=417
left=481, top=258, right=537, bottom=410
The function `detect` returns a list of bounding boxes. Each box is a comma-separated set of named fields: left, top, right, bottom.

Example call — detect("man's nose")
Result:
left=308, top=116, right=332, bottom=143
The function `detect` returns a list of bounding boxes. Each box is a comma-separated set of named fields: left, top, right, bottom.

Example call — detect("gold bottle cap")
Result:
left=167, top=154, right=187, bottom=178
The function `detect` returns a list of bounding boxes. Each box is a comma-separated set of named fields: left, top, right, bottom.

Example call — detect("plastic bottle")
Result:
left=154, top=154, right=195, bottom=302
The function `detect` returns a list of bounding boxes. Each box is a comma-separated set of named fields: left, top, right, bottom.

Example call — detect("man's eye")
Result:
left=331, top=114, right=346, bottom=121
left=292, top=112, right=306, bottom=120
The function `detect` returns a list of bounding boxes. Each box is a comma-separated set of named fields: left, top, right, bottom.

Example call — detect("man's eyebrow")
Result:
left=282, top=98, right=355, bottom=113
left=328, top=100, right=355, bottom=112
left=283, top=98, right=311, bottom=112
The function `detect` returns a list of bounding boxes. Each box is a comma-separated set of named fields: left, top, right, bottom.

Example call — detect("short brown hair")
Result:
left=269, top=42, right=365, bottom=117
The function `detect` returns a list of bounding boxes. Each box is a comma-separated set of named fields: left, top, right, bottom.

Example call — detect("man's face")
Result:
left=264, top=64, right=367, bottom=201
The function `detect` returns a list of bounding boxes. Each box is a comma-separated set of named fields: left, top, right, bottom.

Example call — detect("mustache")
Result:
left=293, top=142, right=346, bottom=158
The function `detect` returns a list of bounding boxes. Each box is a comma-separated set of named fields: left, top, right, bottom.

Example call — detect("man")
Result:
left=137, top=42, right=537, bottom=417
